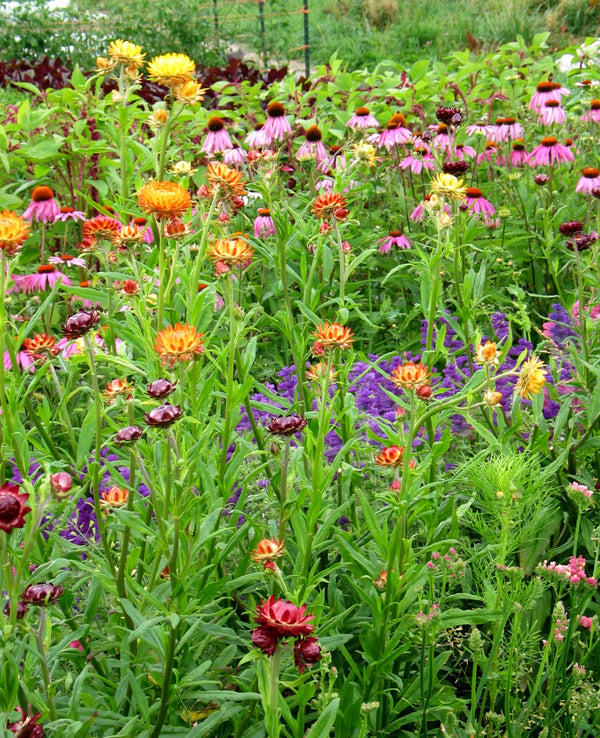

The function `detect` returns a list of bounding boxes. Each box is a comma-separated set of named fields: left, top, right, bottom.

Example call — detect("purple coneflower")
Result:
left=466, top=121, right=494, bottom=136
left=510, top=139, right=529, bottom=167
left=48, top=253, right=87, bottom=268
left=317, top=144, right=346, bottom=174
left=576, top=167, right=600, bottom=194
left=430, top=123, right=451, bottom=152
left=377, top=229, right=411, bottom=254
left=400, top=147, right=435, bottom=174
left=245, top=124, right=266, bottom=148
left=14, top=264, right=72, bottom=294
left=23, top=186, right=61, bottom=223
left=4, top=344, right=35, bottom=371
left=54, top=205, right=86, bottom=222
left=465, top=188, right=495, bottom=216
left=491, top=117, right=524, bottom=142
left=538, top=100, right=567, bottom=126
left=347, top=106, right=379, bottom=129
left=529, top=80, right=569, bottom=112
left=580, top=99, right=600, bottom=123
left=201, top=116, right=233, bottom=154
left=223, top=147, right=247, bottom=167
left=296, top=125, right=328, bottom=162
left=528, top=136, right=574, bottom=167
left=476, top=142, right=505, bottom=166
left=379, top=113, right=412, bottom=150
left=454, top=143, right=476, bottom=160
left=254, top=208, right=276, bottom=238
left=261, top=102, right=291, bottom=143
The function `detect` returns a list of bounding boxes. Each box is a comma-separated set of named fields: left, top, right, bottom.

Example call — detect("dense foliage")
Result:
left=1, top=32, right=600, bottom=737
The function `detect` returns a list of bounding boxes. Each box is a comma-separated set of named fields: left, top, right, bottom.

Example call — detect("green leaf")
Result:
left=305, top=698, right=340, bottom=738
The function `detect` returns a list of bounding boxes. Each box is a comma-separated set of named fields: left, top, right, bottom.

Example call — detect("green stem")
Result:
left=265, top=648, right=283, bottom=738
left=35, top=609, right=58, bottom=721
left=278, top=438, right=291, bottom=540
left=149, top=623, right=178, bottom=738
left=219, top=278, right=237, bottom=485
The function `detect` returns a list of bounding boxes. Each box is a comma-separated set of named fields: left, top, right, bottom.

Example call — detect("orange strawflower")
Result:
left=311, top=192, right=348, bottom=221
left=250, top=538, right=285, bottom=563
left=104, top=378, right=134, bottom=401
left=312, top=323, right=354, bottom=351
left=22, top=333, right=59, bottom=361
left=113, top=224, right=147, bottom=247
left=374, top=446, right=405, bottom=467
left=137, top=181, right=191, bottom=220
left=390, top=362, right=431, bottom=391
left=306, top=362, right=338, bottom=383
left=100, top=486, right=129, bottom=509
left=154, top=323, right=205, bottom=367
left=374, top=569, right=388, bottom=591
left=83, top=215, right=121, bottom=241
left=474, top=341, right=499, bottom=366
left=0, top=210, right=30, bottom=256
left=205, top=162, right=247, bottom=199
left=206, top=237, right=254, bottom=267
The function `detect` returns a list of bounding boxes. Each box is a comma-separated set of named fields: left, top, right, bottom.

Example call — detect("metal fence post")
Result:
left=213, top=0, right=219, bottom=32
left=258, top=0, right=266, bottom=58
left=303, top=0, right=310, bottom=77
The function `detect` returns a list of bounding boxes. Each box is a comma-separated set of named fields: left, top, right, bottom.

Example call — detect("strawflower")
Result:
left=207, top=237, right=254, bottom=267
left=250, top=538, right=285, bottom=563
left=147, top=53, right=196, bottom=87
left=515, top=357, right=547, bottom=400
left=374, top=446, right=405, bottom=467
left=391, top=361, right=430, bottom=390
left=267, top=414, right=308, bottom=436
left=20, top=583, right=64, bottom=606
left=100, top=486, right=129, bottom=509
left=312, top=322, right=354, bottom=351
left=294, top=637, right=322, bottom=673
left=429, top=172, right=467, bottom=201
left=108, top=40, right=145, bottom=68
left=62, top=310, right=101, bottom=339
left=144, top=404, right=183, bottom=427
left=154, top=323, right=205, bottom=366
left=0, top=210, right=30, bottom=256
left=311, top=192, right=348, bottom=221
left=0, top=482, right=31, bottom=533
left=137, top=181, right=191, bottom=219
left=254, top=595, right=314, bottom=637
left=205, top=161, right=247, bottom=199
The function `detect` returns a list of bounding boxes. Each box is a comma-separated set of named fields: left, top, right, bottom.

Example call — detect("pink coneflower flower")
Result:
left=4, top=343, right=35, bottom=371
left=400, top=146, right=435, bottom=174
left=430, top=123, right=451, bottom=152
left=476, top=142, right=505, bottom=166
left=347, top=106, right=379, bottom=129
left=492, top=117, right=524, bottom=142
left=14, top=264, right=72, bottom=293
left=529, top=80, right=570, bottom=112
left=581, top=98, right=600, bottom=123
left=465, top=187, right=495, bottom=216
left=201, top=116, right=233, bottom=154
left=572, top=298, right=600, bottom=325
left=377, top=229, right=411, bottom=253
left=379, top=113, right=412, bottom=150
left=223, top=147, right=247, bottom=167
left=56, top=332, right=123, bottom=358
left=261, top=102, right=291, bottom=144
left=454, top=143, right=477, bottom=160
left=48, top=253, right=87, bottom=268
left=529, top=136, right=574, bottom=166
left=296, top=125, right=328, bottom=162
left=254, top=208, right=276, bottom=238
left=54, top=205, right=86, bottom=222
left=538, top=100, right=567, bottom=126
left=244, top=124, right=266, bottom=148
left=576, top=167, right=600, bottom=194
left=511, top=139, right=529, bottom=166
left=23, top=186, right=61, bottom=223
left=316, top=178, right=333, bottom=192
left=317, top=144, right=347, bottom=174
left=466, top=121, right=495, bottom=136
left=410, top=194, right=451, bottom=222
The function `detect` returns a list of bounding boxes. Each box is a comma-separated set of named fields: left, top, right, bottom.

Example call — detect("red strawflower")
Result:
left=20, top=583, right=64, bottom=606
left=0, top=482, right=31, bottom=534
left=251, top=626, right=279, bottom=656
left=255, top=595, right=315, bottom=637
left=293, top=637, right=322, bottom=673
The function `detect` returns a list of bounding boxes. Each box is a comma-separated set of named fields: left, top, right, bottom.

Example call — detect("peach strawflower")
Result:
left=100, top=486, right=129, bottom=509
left=390, top=362, right=431, bottom=391
left=137, top=181, right=191, bottom=220
left=205, top=162, right=247, bottom=199
left=206, top=237, right=254, bottom=267
left=515, top=357, right=547, bottom=400
left=312, top=322, right=354, bottom=351
left=104, top=378, right=134, bottom=401
left=374, top=446, right=405, bottom=467
left=0, top=210, right=30, bottom=256
left=154, top=323, right=205, bottom=367
left=250, top=538, right=285, bottom=563
left=147, top=53, right=196, bottom=87
left=307, top=362, right=338, bottom=382
left=474, top=341, right=499, bottom=366
left=113, top=224, right=147, bottom=247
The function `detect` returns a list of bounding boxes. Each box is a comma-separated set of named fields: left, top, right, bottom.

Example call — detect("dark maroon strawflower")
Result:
left=0, top=482, right=31, bottom=534
left=566, top=232, right=599, bottom=251
left=147, top=378, right=177, bottom=398
left=591, top=186, right=600, bottom=199
left=266, top=414, right=308, bottom=436
left=144, top=404, right=183, bottom=427
left=534, top=174, right=549, bottom=186
left=62, top=310, right=101, bottom=339
left=116, top=426, right=143, bottom=443
left=293, top=636, right=322, bottom=673
left=7, top=707, right=44, bottom=737
left=251, top=625, right=279, bottom=656
left=436, top=106, right=462, bottom=126
left=442, top=160, right=469, bottom=175
left=49, top=472, right=73, bottom=499
left=3, top=599, right=29, bottom=619
left=20, top=583, right=64, bottom=606
left=559, top=221, right=583, bottom=236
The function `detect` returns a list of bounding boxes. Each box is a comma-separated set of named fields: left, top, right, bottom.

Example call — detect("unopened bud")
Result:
left=50, top=471, right=73, bottom=498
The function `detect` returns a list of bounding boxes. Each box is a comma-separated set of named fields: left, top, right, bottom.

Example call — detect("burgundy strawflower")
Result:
left=7, top=706, right=44, bottom=737
left=20, top=583, right=64, bottom=606
left=3, top=599, right=29, bottom=620
left=442, top=160, right=469, bottom=175
left=559, top=221, right=583, bottom=236
left=293, top=637, right=322, bottom=673
left=116, top=426, right=143, bottom=443
left=566, top=232, right=599, bottom=251
left=255, top=595, right=315, bottom=637
left=147, top=378, right=177, bottom=398
left=62, top=310, right=101, bottom=339
left=251, top=626, right=279, bottom=656
left=0, top=482, right=31, bottom=534
left=144, top=404, right=182, bottom=427
left=534, top=174, right=550, bottom=185
left=436, top=106, right=462, bottom=126
left=266, top=414, right=308, bottom=436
